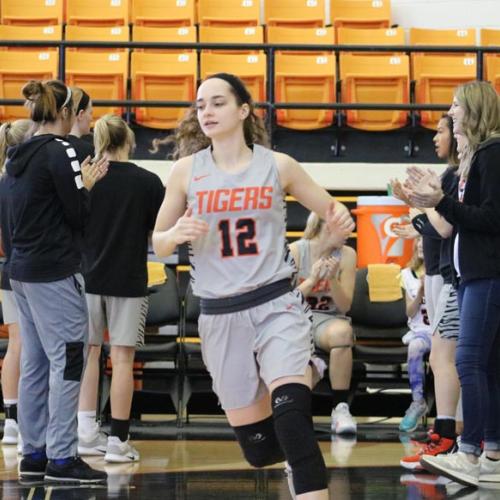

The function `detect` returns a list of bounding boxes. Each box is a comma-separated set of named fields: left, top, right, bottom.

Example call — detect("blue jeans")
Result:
left=457, top=278, right=500, bottom=457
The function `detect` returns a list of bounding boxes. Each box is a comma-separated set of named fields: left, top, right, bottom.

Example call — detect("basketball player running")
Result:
left=153, top=73, right=354, bottom=499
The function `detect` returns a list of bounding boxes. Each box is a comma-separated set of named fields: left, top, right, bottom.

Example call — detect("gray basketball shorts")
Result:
left=86, top=294, right=148, bottom=347
left=198, top=289, right=314, bottom=411
left=1, top=290, right=19, bottom=325
left=431, top=284, right=460, bottom=340
left=311, top=311, right=352, bottom=346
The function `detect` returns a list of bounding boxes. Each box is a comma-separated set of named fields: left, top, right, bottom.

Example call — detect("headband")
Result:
left=61, top=86, right=72, bottom=109
left=207, top=73, right=252, bottom=104
left=76, top=90, right=90, bottom=114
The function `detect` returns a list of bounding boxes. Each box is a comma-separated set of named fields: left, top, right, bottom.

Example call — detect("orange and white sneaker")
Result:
left=400, top=433, right=457, bottom=471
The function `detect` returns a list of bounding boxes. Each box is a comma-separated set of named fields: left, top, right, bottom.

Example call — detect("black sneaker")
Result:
left=19, top=454, right=48, bottom=479
left=44, top=457, right=107, bottom=484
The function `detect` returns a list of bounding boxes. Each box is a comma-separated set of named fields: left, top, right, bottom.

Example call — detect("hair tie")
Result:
left=61, top=86, right=72, bottom=109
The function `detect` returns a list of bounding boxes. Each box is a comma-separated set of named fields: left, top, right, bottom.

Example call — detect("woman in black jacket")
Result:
left=407, top=81, right=500, bottom=487
left=6, top=80, right=108, bottom=484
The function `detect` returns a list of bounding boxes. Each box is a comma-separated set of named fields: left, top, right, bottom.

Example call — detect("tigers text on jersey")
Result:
left=186, top=145, right=295, bottom=298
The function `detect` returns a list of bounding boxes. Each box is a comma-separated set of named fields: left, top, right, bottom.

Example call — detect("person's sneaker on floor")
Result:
left=330, top=434, right=357, bottom=466
left=399, top=400, right=428, bottom=433
left=44, top=456, right=107, bottom=484
left=18, top=452, right=48, bottom=479
left=479, top=453, right=500, bottom=483
left=17, top=435, right=23, bottom=456
left=420, top=452, right=480, bottom=487
left=2, top=419, right=19, bottom=445
left=331, top=402, right=357, bottom=435
left=78, top=429, right=108, bottom=456
left=104, top=436, right=140, bottom=463
left=400, top=433, right=457, bottom=471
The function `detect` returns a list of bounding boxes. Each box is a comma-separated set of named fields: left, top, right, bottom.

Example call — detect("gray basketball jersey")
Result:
left=295, top=238, right=341, bottom=314
left=186, top=145, right=295, bottom=298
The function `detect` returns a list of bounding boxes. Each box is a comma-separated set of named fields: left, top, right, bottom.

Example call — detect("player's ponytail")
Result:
left=94, top=114, right=135, bottom=160
left=0, top=119, right=35, bottom=173
left=303, top=212, right=323, bottom=240
left=22, top=79, right=73, bottom=123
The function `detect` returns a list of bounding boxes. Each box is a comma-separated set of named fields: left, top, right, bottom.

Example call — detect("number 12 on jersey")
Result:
left=218, top=218, right=259, bottom=257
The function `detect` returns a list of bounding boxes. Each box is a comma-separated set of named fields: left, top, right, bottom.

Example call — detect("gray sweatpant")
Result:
left=11, top=275, right=88, bottom=459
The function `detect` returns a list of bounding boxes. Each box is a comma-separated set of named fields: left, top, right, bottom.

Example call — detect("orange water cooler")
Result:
left=353, top=196, right=412, bottom=267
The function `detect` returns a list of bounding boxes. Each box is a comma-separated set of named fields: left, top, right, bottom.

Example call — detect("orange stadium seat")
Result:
left=132, top=25, right=197, bottom=53
left=267, top=26, right=334, bottom=54
left=0, top=50, right=58, bottom=121
left=340, top=53, right=409, bottom=131
left=275, top=53, right=335, bottom=129
left=409, top=27, right=476, bottom=50
left=131, top=51, right=197, bottom=129
left=331, top=0, right=391, bottom=36
left=0, top=0, right=63, bottom=25
left=413, top=55, right=477, bottom=129
left=485, top=56, right=500, bottom=93
left=481, top=29, right=500, bottom=86
left=131, top=0, right=195, bottom=27
left=65, top=51, right=128, bottom=120
left=199, top=26, right=264, bottom=53
left=197, top=0, right=260, bottom=27
left=65, top=25, right=129, bottom=52
left=200, top=52, right=267, bottom=105
left=337, top=26, right=404, bottom=54
left=481, top=28, right=500, bottom=47
left=265, top=0, right=326, bottom=28
left=66, top=0, right=129, bottom=26
left=0, top=24, right=62, bottom=51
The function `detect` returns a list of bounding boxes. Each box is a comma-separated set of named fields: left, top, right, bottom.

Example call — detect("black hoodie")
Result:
left=3, top=134, right=88, bottom=283
left=436, top=137, right=500, bottom=283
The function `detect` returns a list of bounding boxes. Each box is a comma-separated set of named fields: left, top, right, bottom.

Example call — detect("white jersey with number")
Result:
left=186, top=145, right=296, bottom=298
left=401, top=267, right=431, bottom=336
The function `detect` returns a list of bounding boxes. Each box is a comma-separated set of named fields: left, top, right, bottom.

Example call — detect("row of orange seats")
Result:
left=0, top=48, right=493, bottom=131
left=1, top=0, right=391, bottom=30
left=1, top=24, right=498, bottom=48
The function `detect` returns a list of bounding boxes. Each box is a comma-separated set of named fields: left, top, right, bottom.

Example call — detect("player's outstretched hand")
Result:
left=325, top=201, right=355, bottom=238
left=173, top=206, right=209, bottom=244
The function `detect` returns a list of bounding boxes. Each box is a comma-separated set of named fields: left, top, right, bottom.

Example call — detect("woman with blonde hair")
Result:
left=0, top=119, right=34, bottom=448
left=407, top=81, right=500, bottom=487
left=78, top=114, right=165, bottom=463
left=289, top=211, right=357, bottom=435
left=153, top=72, right=354, bottom=499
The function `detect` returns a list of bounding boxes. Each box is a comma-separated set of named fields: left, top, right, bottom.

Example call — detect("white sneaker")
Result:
left=480, top=453, right=500, bottom=483
left=78, top=430, right=108, bottom=456
left=2, top=419, right=18, bottom=445
left=420, top=451, right=480, bottom=487
left=331, top=402, right=357, bottom=435
left=104, top=436, right=140, bottom=463
left=17, top=434, right=23, bottom=455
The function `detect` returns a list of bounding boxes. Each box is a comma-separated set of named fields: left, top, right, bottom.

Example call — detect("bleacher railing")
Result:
left=0, top=39, right=498, bottom=143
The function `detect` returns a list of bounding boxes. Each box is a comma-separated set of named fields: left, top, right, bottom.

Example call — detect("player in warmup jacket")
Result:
left=5, top=79, right=107, bottom=484
left=153, top=73, right=354, bottom=500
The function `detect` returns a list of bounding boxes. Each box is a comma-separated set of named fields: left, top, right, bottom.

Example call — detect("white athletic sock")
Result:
left=78, top=410, right=99, bottom=434
left=3, top=399, right=18, bottom=406
left=436, top=415, right=456, bottom=420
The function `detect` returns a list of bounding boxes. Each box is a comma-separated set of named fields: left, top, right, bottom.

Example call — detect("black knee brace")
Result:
left=271, top=383, right=327, bottom=495
left=232, top=416, right=285, bottom=468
